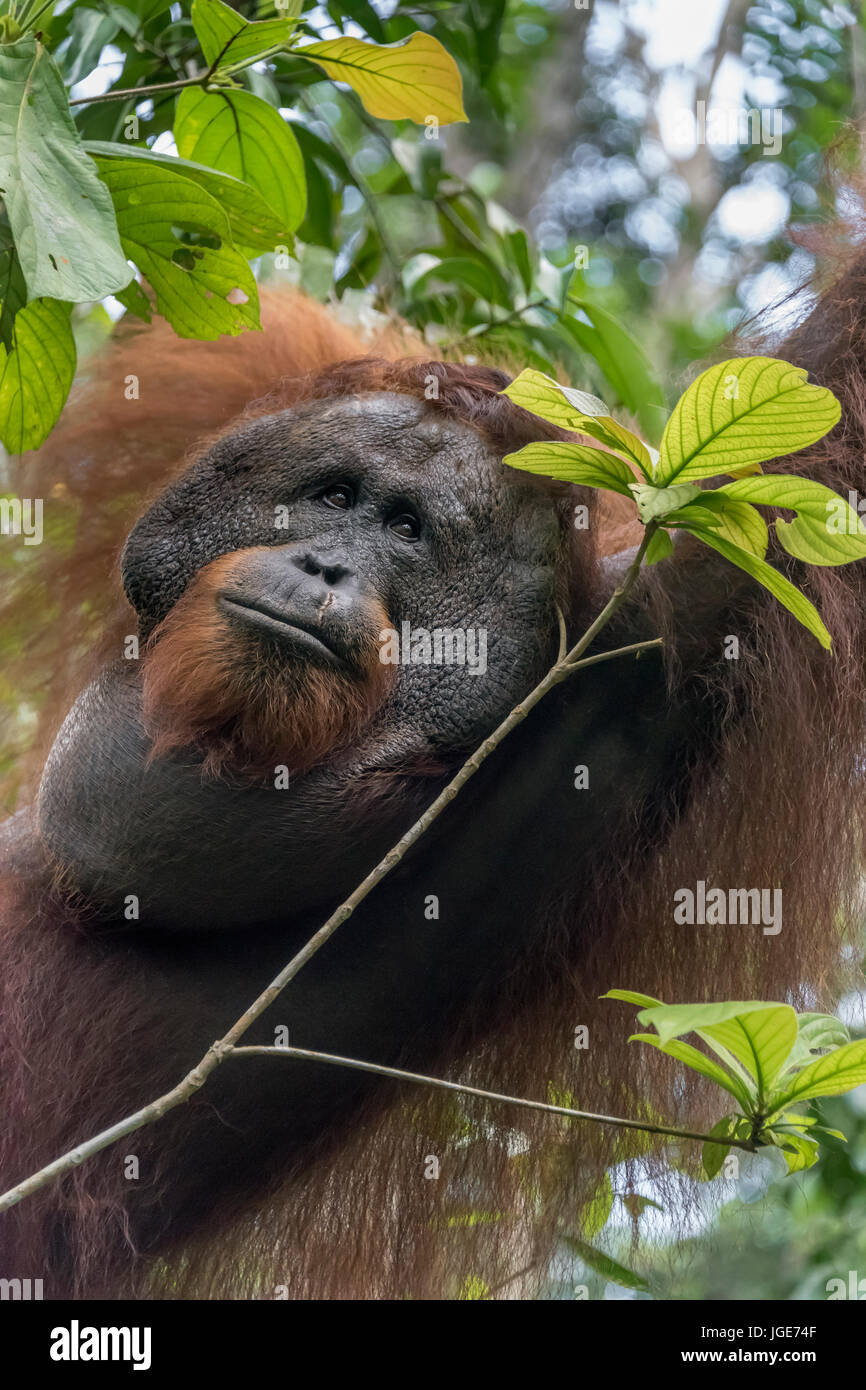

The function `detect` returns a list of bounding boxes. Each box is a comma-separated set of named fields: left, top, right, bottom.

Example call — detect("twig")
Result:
left=0, top=527, right=659, bottom=1214
left=229, top=1045, right=759, bottom=1153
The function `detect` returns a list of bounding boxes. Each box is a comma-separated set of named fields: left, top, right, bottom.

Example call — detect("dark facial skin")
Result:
left=37, top=393, right=567, bottom=928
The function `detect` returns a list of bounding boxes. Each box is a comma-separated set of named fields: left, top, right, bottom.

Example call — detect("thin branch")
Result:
left=0, top=529, right=660, bottom=1215
left=230, top=1045, right=759, bottom=1153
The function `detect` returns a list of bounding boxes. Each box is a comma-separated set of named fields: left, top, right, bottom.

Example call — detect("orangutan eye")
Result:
left=319, top=483, right=354, bottom=510
left=388, top=513, right=421, bottom=542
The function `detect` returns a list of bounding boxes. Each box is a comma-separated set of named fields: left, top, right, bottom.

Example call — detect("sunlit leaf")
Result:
left=174, top=88, right=306, bottom=235
left=501, top=367, right=653, bottom=473
left=718, top=474, right=866, bottom=565
left=300, top=33, right=468, bottom=124
left=97, top=158, right=259, bottom=339
left=503, top=441, right=637, bottom=498
left=657, top=356, right=841, bottom=484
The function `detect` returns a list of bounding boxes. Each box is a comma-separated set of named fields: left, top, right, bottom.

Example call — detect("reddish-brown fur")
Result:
left=141, top=548, right=394, bottom=779
left=2, top=248, right=866, bottom=1297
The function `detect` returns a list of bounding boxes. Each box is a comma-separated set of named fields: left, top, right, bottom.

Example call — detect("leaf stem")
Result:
left=230, top=1044, right=760, bottom=1152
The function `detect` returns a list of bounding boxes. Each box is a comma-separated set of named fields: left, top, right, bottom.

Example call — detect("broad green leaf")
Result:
left=300, top=33, right=468, bottom=125
left=191, top=0, right=300, bottom=71
left=0, top=39, right=131, bottom=301
left=644, top=529, right=673, bottom=565
left=564, top=297, right=666, bottom=441
left=769, top=1038, right=866, bottom=1110
left=601, top=989, right=665, bottom=1009
left=501, top=368, right=653, bottom=474
left=0, top=298, right=76, bottom=452
left=667, top=493, right=769, bottom=558
left=778, top=1012, right=850, bottom=1079
left=638, top=1001, right=798, bottom=1096
left=562, top=1236, right=649, bottom=1292
left=97, top=159, right=259, bottom=340
left=657, top=356, right=841, bottom=485
left=677, top=525, right=831, bottom=649
left=718, top=474, right=866, bottom=566
left=702, top=1115, right=740, bottom=1179
left=0, top=227, right=26, bottom=351
left=175, top=88, right=306, bottom=235
left=629, top=482, right=702, bottom=523
left=629, top=1033, right=755, bottom=1109
left=503, top=441, right=636, bottom=498
left=771, top=1131, right=819, bottom=1173
left=88, top=141, right=288, bottom=255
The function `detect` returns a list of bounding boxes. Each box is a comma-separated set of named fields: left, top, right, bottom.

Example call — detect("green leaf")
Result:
left=628, top=482, right=702, bottom=523
left=88, top=142, right=289, bottom=255
left=770, top=1130, right=819, bottom=1173
left=413, top=255, right=511, bottom=308
left=718, top=474, right=866, bottom=566
left=502, top=441, right=637, bottom=498
left=0, top=228, right=26, bottom=352
left=0, top=298, right=76, bottom=452
left=562, top=1236, right=649, bottom=1292
left=678, top=525, right=832, bottom=649
left=299, top=33, right=468, bottom=124
left=628, top=1033, right=755, bottom=1109
left=639, top=1001, right=798, bottom=1098
left=190, top=0, right=300, bottom=71
left=564, top=297, right=666, bottom=441
left=702, top=1115, right=740, bottom=1179
left=601, top=989, right=665, bottom=1009
left=644, top=529, right=673, bottom=565
left=505, top=229, right=532, bottom=294
left=0, top=38, right=131, bottom=301
left=769, top=1038, right=866, bottom=1110
left=667, top=492, right=769, bottom=558
left=501, top=368, right=653, bottom=474
left=175, top=88, right=306, bottom=236
left=657, top=356, right=841, bottom=485
left=97, top=158, right=259, bottom=340
left=778, top=1012, right=850, bottom=1080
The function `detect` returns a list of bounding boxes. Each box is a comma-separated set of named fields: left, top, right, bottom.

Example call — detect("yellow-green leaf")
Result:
left=657, top=356, right=841, bottom=485
left=175, top=88, right=306, bottom=235
left=667, top=493, right=769, bottom=558
left=770, top=1038, right=866, bottom=1110
left=501, top=368, right=653, bottom=474
left=677, top=525, right=831, bottom=649
left=299, top=33, right=467, bottom=125
left=191, top=0, right=301, bottom=71
left=0, top=298, right=76, bottom=452
left=98, top=158, right=259, bottom=340
left=718, top=474, right=866, bottom=566
left=503, top=441, right=636, bottom=498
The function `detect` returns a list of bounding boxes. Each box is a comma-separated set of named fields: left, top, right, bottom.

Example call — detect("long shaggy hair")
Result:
left=2, top=237, right=866, bottom=1298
